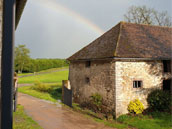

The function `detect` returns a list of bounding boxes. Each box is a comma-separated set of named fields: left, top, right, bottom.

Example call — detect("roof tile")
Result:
left=67, top=22, right=172, bottom=61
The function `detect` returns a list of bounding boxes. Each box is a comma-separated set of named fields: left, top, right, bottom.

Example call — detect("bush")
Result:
left=127, top=99, right=144, bottom=114
left=90, top=93, right=103, bottom=111
left=31, top=81, right=50, bottom=92
left=147, top=89, right=171, bottom=111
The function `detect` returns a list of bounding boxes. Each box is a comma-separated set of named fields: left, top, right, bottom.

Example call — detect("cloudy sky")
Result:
left=15, top=0, right=172, bottom=59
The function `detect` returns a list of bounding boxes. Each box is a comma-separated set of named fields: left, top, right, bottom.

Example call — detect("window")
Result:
left=85, top=77, right=90, bottom=84
left=85, top=61, right=91, bottom=68
left=163, top=79, right=171, bottom=92
left=163, top=60, right=171, bottom=73
left=133, top=81, right=142, bottom=88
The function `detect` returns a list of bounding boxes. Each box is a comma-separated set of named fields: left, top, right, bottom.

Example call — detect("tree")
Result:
left=14, top=45, right=31, bottom=73
left=124, top=5, right=172, bottom=27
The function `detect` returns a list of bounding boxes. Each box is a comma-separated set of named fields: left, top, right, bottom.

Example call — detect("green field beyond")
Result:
left=18, top=84, right=61, bottom=102
left=18, top=68, right=69, bottom=84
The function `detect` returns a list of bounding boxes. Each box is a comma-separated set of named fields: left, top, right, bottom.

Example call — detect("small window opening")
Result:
left=163, top=79, right=171, bottom=92
left=133, top=81, right=142, bottom=88
left=85, top=61, right=91, bottom=68
left=163, top=60, right=171, bottom=73
left=85, top=77, right=90, bottom=84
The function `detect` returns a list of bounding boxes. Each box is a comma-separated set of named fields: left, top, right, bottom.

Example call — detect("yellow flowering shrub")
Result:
left=127, top=99, right=144, bottom=114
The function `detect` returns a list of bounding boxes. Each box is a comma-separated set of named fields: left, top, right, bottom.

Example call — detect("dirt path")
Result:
left=18, top=93, right=115, bottom=129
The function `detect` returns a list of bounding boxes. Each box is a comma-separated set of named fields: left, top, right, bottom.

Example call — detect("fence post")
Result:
left=62, top=80, right=72, bottom=107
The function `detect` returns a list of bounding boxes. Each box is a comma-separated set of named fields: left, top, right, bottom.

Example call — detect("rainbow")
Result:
left=35, top=0, right=104, bottom=35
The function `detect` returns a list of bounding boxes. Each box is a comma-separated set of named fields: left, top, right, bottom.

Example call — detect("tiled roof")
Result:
left=67, top=22, right=172, bottom=61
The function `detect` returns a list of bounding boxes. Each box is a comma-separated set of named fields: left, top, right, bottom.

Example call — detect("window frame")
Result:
left=133, top=80, right=143, bottom=88
left=85, top=77, right=90, bottom=85
left=85, top=61, right=91, bottom=68
left=163, top=60, right=171, bottom=73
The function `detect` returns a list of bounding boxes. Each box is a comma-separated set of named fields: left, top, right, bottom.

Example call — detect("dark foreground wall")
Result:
left=0, top=0, right=3, bottom=127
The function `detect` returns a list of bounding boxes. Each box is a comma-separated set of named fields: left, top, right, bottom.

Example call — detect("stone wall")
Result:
left=115, top=60, right=165, bottom=117
left=69, top=60, right=116, bottom=114
left=69, top=60, right=171, bottom=118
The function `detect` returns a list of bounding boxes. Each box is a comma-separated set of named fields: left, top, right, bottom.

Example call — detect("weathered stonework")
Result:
left=69, top=60, right=171, bottom=118
left=115, top=61, right=166, bottom=117
left=69, top=60, right=116, bottom=114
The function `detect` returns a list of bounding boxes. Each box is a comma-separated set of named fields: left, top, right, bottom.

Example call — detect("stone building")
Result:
left=67, top=22, right=172, bottom=118
left=0, top=0, right=27, bottom=128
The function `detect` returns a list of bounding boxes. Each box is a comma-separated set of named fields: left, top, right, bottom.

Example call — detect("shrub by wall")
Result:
left=90, top=93, right=103, bottom=112
left=147, top=89, right=171, bottom=111
left=31, top=81, right=50, bottom=92
left=127, top=99, right=144, bottom=114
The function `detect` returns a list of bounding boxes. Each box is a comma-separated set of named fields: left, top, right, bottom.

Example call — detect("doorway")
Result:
left=163, top=79, right=171, bottom=92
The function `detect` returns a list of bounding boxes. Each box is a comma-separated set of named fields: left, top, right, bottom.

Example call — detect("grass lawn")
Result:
left=72, top=104, right=172, bottom=129
left=13, top=105, right=42, bottom=129
left=37, top=67, right=68, bottom=73
left=18, top=70, right=69, bottom=84
left=18, top=73, right=33, bottom=76
left=18, top=67, right=68, bottom=77
left=18, top=84, right=62, bottom=103
left=117, top=112, right=172, bottom=129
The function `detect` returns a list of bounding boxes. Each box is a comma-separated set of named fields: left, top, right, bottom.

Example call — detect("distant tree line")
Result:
left=17, top=58, right=69, bottom=73
left=15, top=45, right=69, bottom=73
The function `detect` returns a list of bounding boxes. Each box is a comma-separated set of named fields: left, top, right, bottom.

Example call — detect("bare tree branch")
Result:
left=124, top=5, right=172, bottom=27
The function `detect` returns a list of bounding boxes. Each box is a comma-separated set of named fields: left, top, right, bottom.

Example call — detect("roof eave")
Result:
left=68, top=57, right=172, bottom=62
left=15, top=0, right=27, bottom=29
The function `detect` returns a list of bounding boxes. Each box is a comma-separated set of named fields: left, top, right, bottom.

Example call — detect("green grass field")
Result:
left=18, top=73, right=33, bottom=76
left=36, top=67, right=68, bottom=73
left=13, top=105, right=42, bottom=129
left=18, top=67, right=68, bottom=77
left=18, top=70, right=69, bottom=84
left=18, top=84, right=62, bottom=102
left=117, top=112, right=172, bottom=129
